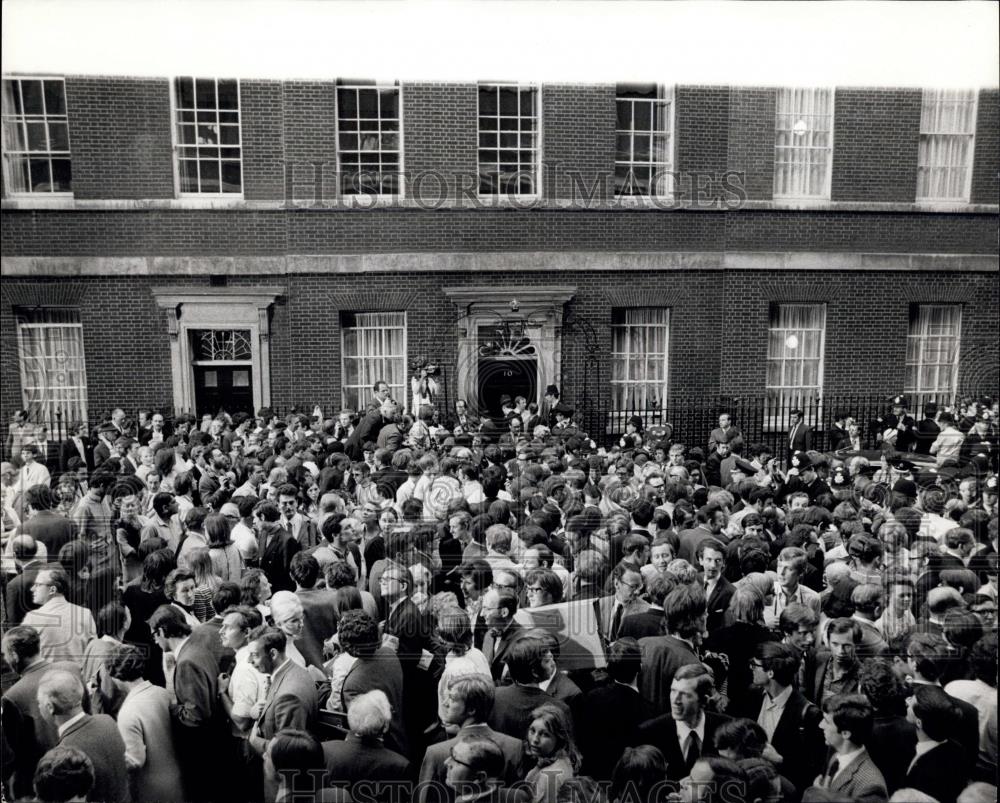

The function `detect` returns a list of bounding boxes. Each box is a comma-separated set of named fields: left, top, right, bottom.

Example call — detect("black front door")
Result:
left=193, top=366, right=254, bottom=419
left=477, top=357, right=537, bottom=425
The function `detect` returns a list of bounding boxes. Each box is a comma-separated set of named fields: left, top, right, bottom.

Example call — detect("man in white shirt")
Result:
left=635, top=663, right=730, bottom=783
left=765, top=546, right=821, bottom=628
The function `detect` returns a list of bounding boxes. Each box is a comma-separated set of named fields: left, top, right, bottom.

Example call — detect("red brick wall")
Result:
left=3, top=270, right=996, bottom=445
left=719, top=271, right=1000, bottom=397
left=241, top=80, right=286, bottom=201
left=64, top=77, right=174, bottom=200
left=542, top=84, right=617, bottom=202
left=728, top=88, right=775, bottom=201
left=972, top=88, right=999, bottom=205
left=831, top=89, right=922, bottom=202
left=675, top=86, right=730, bottom=202
left=5, top=208, right=996, bottom=255
left=282, top=81, right=338, bottom=203
left=402, top=83, right=478, bottom=202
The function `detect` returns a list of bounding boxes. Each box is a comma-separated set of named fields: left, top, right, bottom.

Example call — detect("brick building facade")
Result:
left=1, top=76, right=998, bottom=446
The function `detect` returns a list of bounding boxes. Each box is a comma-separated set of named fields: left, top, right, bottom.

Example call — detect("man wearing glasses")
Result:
left=443, top=736, right=509, bottom=803
left=481, top=584, right=524, bottom=683
left=599, top=568, right=649, bottom=646
left=21, top=567, right=97, bottom=665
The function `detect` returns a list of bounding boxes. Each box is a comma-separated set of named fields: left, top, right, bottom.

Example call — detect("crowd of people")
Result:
left=0, top=385, right=998, bottom=803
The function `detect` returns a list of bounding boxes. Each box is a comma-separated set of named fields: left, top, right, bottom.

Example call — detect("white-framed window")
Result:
left=1, top=77, right=71, bottom=194
left=478, top=83, right=539, bottom=196
left=917, top=89, right=977, bottom=202
left=774, top=88, right=834, bottom=200
left=766, top=303, right=826, bottom=416
left=173, top=77, right=242, bottom=195
left=610, top=308, right=670, bottom=412
left=15, top=308, right=88, bottom=432
left=340, top=312, right=407, bottom=412
left=615, top=83, right=674, bottom=198
left=335, top=79, right=402, bottom=197
left=906, top=304, right=962, bottom=408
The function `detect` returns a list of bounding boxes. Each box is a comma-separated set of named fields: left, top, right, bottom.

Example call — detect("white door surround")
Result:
left=151, top=286, right=283, bottom=416
left=442, top=285, right=577, bottom=413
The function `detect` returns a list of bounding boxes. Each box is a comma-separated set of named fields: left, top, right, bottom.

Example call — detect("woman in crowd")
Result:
left=524, top=703, right=580, bottom=802
left=241, top=568, right=274, bottom=624
left=206, top=511, right=243, bottom=582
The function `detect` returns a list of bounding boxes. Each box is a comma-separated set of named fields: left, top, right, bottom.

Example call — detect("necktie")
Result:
left=610, top=603, right=624, bottom=642
left=826, top=758, right=840, bottom=785
left=685, top=732, right=701, bottom=771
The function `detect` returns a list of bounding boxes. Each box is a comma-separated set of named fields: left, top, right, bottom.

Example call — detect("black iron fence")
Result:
left=596, top=393, right=963, bottom=458
left=2, top=393, right=988, bottom=465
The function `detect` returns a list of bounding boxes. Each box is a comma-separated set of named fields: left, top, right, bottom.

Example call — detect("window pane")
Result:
left=774, top=88, right=832, bottom=199
left=21, top=80, right=43, bottom=115
left=199, top=160, right=220, bottom=193
left=176, top=78, right=242, bottom=194
left=43, top=81, right=65, bottom=115
left=16, top=308, right=88, bottom=433
left=615, top=87, right=673, bottom=198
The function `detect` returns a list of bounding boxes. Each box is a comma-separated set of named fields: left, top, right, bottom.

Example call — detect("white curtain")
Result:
left=905, top=304, right=961, bottom=406
left=774, top=88, right=832, bottom=199
left=342, top=312, right=406, bottom=411
left=18, top=308, right=88, bottom=434
left=766, top=304, right=825, bottom=411
left=917, top=90, right=976, bottom=200
left=610, top=308, right=669, bottom=409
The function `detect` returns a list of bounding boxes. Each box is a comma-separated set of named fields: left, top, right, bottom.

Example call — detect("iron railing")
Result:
left=2, top=393, right=989, bottom=464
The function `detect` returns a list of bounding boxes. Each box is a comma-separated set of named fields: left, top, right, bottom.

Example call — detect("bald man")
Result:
left=37, top=669, right=130, bottom=803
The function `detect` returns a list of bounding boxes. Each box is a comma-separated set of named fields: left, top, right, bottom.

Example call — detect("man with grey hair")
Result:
left=36, top=669, right=129, bottom=803
left=321, top=689, right=411, bottom=799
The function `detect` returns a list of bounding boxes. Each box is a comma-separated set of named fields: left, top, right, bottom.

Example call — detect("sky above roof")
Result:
left=3, top=1, right=998, bottom=88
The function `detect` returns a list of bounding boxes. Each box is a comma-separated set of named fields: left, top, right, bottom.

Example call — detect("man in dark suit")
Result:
left=247, top=626, right=319, bottom=754
left=338, top=611, right=409, bottom=758
left=638, top=585, right=705, bottom=716
left=419, top=674, right=524, bottom=803
left=677, top=505, right=727, bottom=565
left=380, top=562, right=437, bottom=746
left=698, top=538, right=734, bottom=633
left=290, top=553, right=339, bottom=669
left=576, top=637, right=649, bottom=781
left=149, top=605, right=223, bottom=803
left=637, top=663, right=731, bottom=782
left=598, top=568, right=650, bottom=645
left=323, top=689, right=411, bottom=802
left=346, top=399, right=389, bottom=461
left=185, top=582, right=241, bottom=671
left=15, top=486, right=76, bottom=557
left=443, top=737, right=531, bottom=803
left=37, top=668, right=130, bottom=803
left=903, top=685, right=970, bottom=803
left=481, top=586, right=526, bottom=682
left=4, top=536, right=47, bottom=625
left=255, top=501, right=301, bottom=593
left=60, top=422, right=94, bottom=473
left=488, top=637, right=571, bottom=739
left=787, top=409, right=812, bottom=462
left=906, top=631, right=982, bottom=767
left=742, top=642, right=824, bottom=794
left=0, top=627, right=85, bottom=799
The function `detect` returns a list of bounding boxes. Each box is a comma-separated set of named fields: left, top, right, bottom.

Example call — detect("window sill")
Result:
left=1, top=197, right=997, bottom=214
